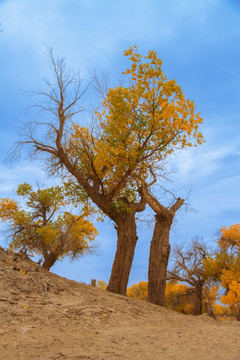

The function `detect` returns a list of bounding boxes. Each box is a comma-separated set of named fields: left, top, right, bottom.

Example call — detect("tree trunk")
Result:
left=193, top=284, right=203, bottom=315
left=236, top=307, right=240, bottom=321
left=42, top=253, right=57, bottom=271
left=107, top=212, right=138, bottom=295
left=205, top=300, right=217, bottom=320
left=140, top=184, right=184, bottom=306
left=148, top=215, right=172, bottom=306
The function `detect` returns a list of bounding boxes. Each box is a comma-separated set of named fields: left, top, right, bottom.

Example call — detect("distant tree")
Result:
left=96, top=280, right=107, bottom=290
left=165, top=281, right=190, bottom=313
left=218, top=223, right=240, bottom=253
left=127, top=281, right=148, bottom=301
left=167, top=239, right=211, bottom=315
left=221, top=277, right=240, bottom=320
left=204, top=224, right=240, bottom=320
left=127, top=279, right=218, bottom=315
left=167, top=281, right=218, bottom=316
left=127, top=280, right=193, bottom=312
left=214, top=303, right=233, bottom=319
left=203, top=250, right=234, bottom=284
left=0, top=183, right=98, bottom=270
left=219, top=224, right=240, bottom=319
left=12, top=46, right=203, bottom=295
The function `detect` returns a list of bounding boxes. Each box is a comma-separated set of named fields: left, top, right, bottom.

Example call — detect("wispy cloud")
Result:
left=0, top=162, right=51, bottom=197
left=0, top=0, right=218, bottom=66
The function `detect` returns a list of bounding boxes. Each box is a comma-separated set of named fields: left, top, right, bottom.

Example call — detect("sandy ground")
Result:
left=0, top=248, right=240, bottom=360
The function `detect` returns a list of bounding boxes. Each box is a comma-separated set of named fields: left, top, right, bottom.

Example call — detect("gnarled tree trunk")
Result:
left=193, top=284, right=203, bottom=315
left=141, top=184, right=184, bottom=306
left=107, top=212, right=138, bottom=295
left=148, top=214, right=172, bottom=306
left=42, top=252, right=57, bottom=271
left=236, top=307, right=240, bottom=321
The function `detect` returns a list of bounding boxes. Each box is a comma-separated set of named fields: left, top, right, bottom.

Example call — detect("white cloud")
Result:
left=0, top=162, right=52, bottom=197
left=0, top=0, right=218, bottom=69
left=169, top=114, right=240, bottom=184
left=170, top=143, right=232, bottom=181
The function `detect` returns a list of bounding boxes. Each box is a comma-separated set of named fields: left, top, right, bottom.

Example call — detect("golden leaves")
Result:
left=211, top=225, right=240, bottom=311
left=68, top=46, right=204, bottom=206
left=0, top=183, right=98, bottom=268
left=221, top=281, right=240, bottom=307
left=219, top=223, right=240, bottom=251
left=0, top=198, right=19, bottom=220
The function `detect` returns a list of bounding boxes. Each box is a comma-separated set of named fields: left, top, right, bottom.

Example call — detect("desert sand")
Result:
left=0, top=247, right=240, bottom=360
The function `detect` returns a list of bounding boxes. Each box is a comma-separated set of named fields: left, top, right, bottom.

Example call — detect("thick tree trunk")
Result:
left=107, top=212, right=138, bottom=295
left=140, top=184, right=184, bottom=306
left=42, top=253, right=57, bottom=271
left=148, top=215, right=172, bottom=306
left=193, top=284, right=203, bottom=315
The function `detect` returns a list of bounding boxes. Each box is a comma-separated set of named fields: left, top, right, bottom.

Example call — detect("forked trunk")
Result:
left=148, top=215, right=172, bottom=306
left=193, top=284, right=203, bottom=315
left=42, top=253, right=57, bottom=271
left=107, top=213, right=138, bottom=295
left=140, top=184, right=184, bottom=306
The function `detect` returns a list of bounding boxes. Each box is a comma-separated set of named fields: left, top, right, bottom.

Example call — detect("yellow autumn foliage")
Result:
left=219, top=223, right=240, bottom=251
left=221, top=281, right=240, bottom=308
left=0, top=183, right=98, bottom=269
left=96, top=280, right=108, bottom=290
left=127, top=280, right=218, bottom=315
left=0, top=198, right=19, bottom=220
left=127, top=281, right=148, bottom=301
left=220, top=256, right=240, bottom=313
left=69, top=46, right=204, bottom=204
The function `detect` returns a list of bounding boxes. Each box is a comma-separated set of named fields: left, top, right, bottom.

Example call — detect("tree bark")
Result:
left=193, top=284, right=203, bottom=315
left=107, top=212, right=138, bottom=295
left=141, top=184, right=184, bottom=306
left=42, top=253, right=57, bottom=271
left=148, top=214, right=172, bottom=306
left=236, top=307, right=240, bottom=321
left=205, top=300, right=217, bottom=320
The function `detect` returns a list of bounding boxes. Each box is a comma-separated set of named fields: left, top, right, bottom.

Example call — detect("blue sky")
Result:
left=0, top=0, right=240, bottom=286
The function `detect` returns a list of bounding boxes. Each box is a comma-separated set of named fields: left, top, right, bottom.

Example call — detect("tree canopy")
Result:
left=218, top=223, right=240, bottom=253
left=203, top=224, right=240, bottom=320
left=69, top=46, right=204, bottom=205
left=217, top=224, right=240, bottom=318
left=0, top=183, right=98, bottom=270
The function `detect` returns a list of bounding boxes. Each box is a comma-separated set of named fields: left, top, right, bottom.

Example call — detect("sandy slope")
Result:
left=0, top=248, right=240, bottom=360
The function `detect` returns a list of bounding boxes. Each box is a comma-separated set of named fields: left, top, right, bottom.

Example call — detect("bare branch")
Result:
left=170, top=197, right=184, bottom=213
left=168, top=238, right=209, bottom=287
left=140, top=182, right=169, bottom=216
